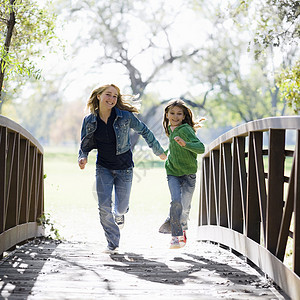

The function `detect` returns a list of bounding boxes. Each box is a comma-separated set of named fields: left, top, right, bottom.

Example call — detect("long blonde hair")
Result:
left=86, top=84, right=139, bottom=115
left=163, top=99, right=205, bottom=136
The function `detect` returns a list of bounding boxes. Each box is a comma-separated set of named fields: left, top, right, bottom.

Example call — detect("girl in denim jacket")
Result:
left=78, top=84, right=166, bottom=253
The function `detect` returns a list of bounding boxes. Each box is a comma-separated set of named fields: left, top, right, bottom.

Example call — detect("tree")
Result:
left=229, top=0, right=299, bottom=55
left=227, top=0, right=300, bottom=112
left=61, top=0, right=204, bottom=148
left=277, top=60, right=300, bottom=113
left=0, top=0, right=58, bottom=113
left=187, top=35, right=286, bottom=123
left=67, top=0, right=201, bottom=99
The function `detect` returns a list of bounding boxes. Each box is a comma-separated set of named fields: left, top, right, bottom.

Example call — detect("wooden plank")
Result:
left=0, top=239, right=288, bottom=299
left=0, top=126, right=7, bottom=234
left=267, top=129, right=285, bottom=255
left=18, top=138, right=28, bottom=224
left=219, top=144, right=227, bottom=227
left=236, top=136, right=247, bottom=232
left=246, top=132, right=261, bottom=243
left=222, top=143, right=232, bottom=227
left=199, top=157, right=209, bottom=226
left=36, top=152, right=44, bottom=218
left=210, top=150, right=219, bottom=225
left=294, top=130, right=300, bottom=276
left=28, top=146, right=36, bottom=222
left=231, top=137, right=243, bottom=233
left=276, top=153, right=295, bottom=261
left=6, top=132, right=17, bottom=230
left=0, top=223, right=43, bottom=254
left=253, top=132, right=267, bottom=244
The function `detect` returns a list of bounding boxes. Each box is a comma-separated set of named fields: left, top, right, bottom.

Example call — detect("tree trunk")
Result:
left=0, top=0, right=16, bottom=112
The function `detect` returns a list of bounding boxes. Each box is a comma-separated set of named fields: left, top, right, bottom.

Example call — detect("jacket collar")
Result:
left=93, top=107, right=123, bottom=120
left=114, top=107, right=123, bottom=118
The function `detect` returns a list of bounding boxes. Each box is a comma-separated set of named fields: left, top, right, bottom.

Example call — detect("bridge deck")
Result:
left=0, top=237, right=288, bottom=299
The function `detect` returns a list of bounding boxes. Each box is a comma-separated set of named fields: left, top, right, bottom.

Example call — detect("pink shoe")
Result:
left=170, top=236, right=186, bottom=249
left=183, top=230, right=187, bottom=243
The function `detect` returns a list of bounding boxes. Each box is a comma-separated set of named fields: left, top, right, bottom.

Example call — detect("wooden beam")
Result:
left=267, top=129, right=285, bottom=255
left=246, top=132, right=261, bottom=243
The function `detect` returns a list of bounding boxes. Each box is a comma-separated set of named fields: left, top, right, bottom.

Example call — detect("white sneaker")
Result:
left=103, top=247, right=119, bottom=254
left=114, top=215, right=125, bottom=229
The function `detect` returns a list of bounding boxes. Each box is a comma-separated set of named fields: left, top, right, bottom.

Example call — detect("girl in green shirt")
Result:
left=159, top=99, right=205, bottom=249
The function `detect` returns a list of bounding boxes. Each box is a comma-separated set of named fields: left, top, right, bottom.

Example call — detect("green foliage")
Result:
left=230, top=0, right=300, bottom=56
left=277, top=60, right=300, bottom=113
left=37, top=212, right=62, bottom=240
left=0, top=0, right=58, bottom=96
left=220, top=0, right=299, bottom=121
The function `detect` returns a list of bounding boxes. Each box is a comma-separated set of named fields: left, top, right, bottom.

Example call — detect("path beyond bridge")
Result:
left=0, top=238, right=288, bottom=299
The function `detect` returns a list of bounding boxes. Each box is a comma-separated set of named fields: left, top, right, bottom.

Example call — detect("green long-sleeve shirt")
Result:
left=165, top=123, right=205, bottom=176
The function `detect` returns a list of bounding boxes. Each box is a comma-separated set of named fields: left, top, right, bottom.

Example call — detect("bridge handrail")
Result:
left=203, top=116, right=300, bottom=154
left=0, top=115, right=44, bottom=257
left=198, top=116, right=300, bottom=300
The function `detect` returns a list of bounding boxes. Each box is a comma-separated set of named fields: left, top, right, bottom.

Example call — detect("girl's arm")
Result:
left=129, top=113, right=165, bottom=156
left=177, top=127, right=205, bottom=154
left=78, top=116, right=90, bottom=168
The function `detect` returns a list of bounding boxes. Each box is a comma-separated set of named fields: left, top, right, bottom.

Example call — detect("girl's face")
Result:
left=97, top=86, right=118, bottom=110
left=166, top=105, right=185, bottom=127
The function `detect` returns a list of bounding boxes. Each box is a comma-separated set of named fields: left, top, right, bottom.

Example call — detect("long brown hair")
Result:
left=163, top=99, right=204, bottom=136
left=86, top=84, right=139, bottom=115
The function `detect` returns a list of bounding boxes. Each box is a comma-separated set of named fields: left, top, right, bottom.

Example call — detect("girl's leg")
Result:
left=96, top=165, right=120, bottom=250
left=167, top=175, right=183, bottom=237
left=114, top=167, right=133, bottom=216
left=180, top=174, right=196, bottom=230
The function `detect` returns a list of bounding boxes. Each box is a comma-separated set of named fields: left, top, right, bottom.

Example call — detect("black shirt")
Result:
left=94, top=108, right=133, bottom=169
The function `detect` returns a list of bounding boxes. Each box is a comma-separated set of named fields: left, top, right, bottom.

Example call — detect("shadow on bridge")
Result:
left=107, top=251, right=269, bottom=286
left=0, top=239, right=59, bottom=299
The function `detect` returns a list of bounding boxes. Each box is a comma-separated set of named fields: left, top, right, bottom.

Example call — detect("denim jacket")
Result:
left=78, top=107, right=164, bottom=160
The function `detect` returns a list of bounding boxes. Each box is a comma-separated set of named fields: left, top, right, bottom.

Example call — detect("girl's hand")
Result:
left=159, top=153, right=167, bottom=160
left=174, top=136, right=186, bottom=147
left=78, top=157, right=87, bottom=169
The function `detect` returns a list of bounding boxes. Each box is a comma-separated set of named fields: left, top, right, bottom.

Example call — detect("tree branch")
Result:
left=0, top=0, right=16, bottom=98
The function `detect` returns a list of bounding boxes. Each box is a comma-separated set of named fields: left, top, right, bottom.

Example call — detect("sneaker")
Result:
left=103, top=246, right=119, bottom=254
left=159, top=218, right=171, bottom=234
left=114, top=215, right=124, bottom=229
left=170, top=236, right=186, bottom=249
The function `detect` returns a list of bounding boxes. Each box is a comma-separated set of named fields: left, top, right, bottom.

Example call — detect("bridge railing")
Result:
left=198, top=116, right=300, bottom=299
left=0, top=115, right=44, bottom=258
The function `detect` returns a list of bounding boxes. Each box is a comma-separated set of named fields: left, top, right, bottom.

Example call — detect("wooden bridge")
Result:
left=1, top=115, right=300, bottom=299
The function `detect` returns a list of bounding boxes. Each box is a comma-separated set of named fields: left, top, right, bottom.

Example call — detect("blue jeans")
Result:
left=96, top=165, right=133, bottom=249
left=167, top=174, right=196, bottom=236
